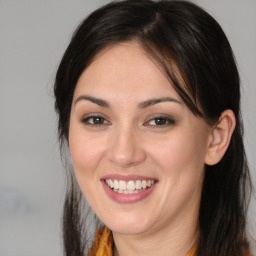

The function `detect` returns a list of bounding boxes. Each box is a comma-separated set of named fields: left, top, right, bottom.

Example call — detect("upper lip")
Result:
left=101, top=174, right=158, bottom=182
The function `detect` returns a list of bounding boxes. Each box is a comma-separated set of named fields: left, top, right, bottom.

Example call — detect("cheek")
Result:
left=150, top=130, right=207, bottom=195
left=148, top=132, right=206, bottom=217
left=68, top=125, right=106, bottom=178
left=68, top=127, right=109, bottom=208
left=151, top=133, right=205, bottom=173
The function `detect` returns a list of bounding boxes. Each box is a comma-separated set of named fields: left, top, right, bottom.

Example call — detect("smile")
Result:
left=101, top=175, right=158, bottom=203
left=105, top=179, right=155, bottom=194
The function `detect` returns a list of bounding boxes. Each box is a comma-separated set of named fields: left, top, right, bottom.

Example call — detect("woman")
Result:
left=54, top=0, right=252, bottom=255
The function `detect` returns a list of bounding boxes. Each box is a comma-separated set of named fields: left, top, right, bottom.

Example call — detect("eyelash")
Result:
left=82, top=115, right=111, bottom=126
left=144, top=115, right=175, bottom=127
left=81, top=114, right=175, bottom=127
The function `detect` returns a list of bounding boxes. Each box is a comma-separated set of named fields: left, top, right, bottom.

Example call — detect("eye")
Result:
left=144, top=116, right=175, bottom=127
left=82, top=115, right=111, bottom=126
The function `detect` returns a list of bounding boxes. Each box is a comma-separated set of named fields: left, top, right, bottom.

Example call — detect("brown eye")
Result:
left=144, top=116, right=175, bottom=126
left=154, top=117, right=168, bottom=125
left=82, top=115, right=110, bottom=126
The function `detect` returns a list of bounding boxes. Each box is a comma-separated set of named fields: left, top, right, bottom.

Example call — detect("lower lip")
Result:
left=102, top=181, right=157, bottom=204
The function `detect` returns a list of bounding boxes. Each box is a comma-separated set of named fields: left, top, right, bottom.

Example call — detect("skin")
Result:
left=68, top=42, right=234, bottom=256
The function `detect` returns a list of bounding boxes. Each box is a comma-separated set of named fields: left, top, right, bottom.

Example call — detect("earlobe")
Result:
left=205, top=110, right=236, bottom=166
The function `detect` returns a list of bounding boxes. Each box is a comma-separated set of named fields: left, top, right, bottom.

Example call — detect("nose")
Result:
left=106, top=126, right=146, bottom=168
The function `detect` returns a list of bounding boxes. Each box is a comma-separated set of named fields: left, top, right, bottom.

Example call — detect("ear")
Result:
left=205, top=109, right=236, bottom=166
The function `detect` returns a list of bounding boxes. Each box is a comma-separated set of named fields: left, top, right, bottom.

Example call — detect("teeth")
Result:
left=119, top=180, right=126, bottom=190
left=142, top=180, right=147, bottom=189
left=127, top=181, right=135, bottom=191
left=135, top=180, right=142, bottom=189
left=105, top=179, right=155, bottom=193
left=109, top=180, right=114, bottom=188
left=114, top=180, right=119, bottom=190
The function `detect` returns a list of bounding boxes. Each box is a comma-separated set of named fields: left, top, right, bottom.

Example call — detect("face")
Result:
left=69, top=42, right=211, bottom=236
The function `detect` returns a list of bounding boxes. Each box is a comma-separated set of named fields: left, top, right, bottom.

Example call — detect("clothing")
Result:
left=88, top=226, right=253, bottom=256
left=88, top=226, right=196, bottom=256
left=89, top=227, right=113, bottom=256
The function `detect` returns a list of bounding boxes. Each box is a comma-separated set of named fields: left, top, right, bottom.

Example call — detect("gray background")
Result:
left=0, top=0, right=255, bottom=255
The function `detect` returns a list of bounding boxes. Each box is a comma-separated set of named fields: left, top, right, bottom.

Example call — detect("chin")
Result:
left=110, top=223, right=150, bottom=236
left=101, top=211, right=154, bottom=235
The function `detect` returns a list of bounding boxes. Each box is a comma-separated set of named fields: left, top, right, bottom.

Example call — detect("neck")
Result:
left=112, top=210, right=199, bottom=256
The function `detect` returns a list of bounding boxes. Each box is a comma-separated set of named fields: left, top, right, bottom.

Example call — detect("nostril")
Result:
left=106, top=142, right=147, bottom=168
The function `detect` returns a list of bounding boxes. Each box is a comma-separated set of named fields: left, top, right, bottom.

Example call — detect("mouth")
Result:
left=101, top=175, right=158, bottom=203
left=104, top=179, right=156, bottom=194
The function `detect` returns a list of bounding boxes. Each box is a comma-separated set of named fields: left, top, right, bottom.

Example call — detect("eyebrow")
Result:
left=138, top=97, right=181, bottom=108
left=74, top=95, right=181, bottom=108
left=74, top=95, right=110, bottom=108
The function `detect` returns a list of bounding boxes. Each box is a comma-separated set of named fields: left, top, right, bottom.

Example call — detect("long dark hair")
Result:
left=54, top=1, right=252, bottom=255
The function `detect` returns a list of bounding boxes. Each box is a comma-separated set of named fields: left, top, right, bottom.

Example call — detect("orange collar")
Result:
left=89, top=227, right=113, bottom=256
left=89, top=226, right=197, bottom=256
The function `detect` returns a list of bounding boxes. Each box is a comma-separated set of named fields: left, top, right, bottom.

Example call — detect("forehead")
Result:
left=73, top=42, right=182, bottom=102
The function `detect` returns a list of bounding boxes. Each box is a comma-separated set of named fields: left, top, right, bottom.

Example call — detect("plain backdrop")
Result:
left=0, top=0, right=255, bottom=255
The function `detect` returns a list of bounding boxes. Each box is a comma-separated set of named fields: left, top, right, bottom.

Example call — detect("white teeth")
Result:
left=142, top=180, right=147, bottom=189
left=109, top=180, right=114, bottom=188
left=105, top=179, right=155, bottom=193
left=114, top=180, right=119, bottom=190
left=127, top=180, right=135, bottom=191
left=119, top=180, right=126, bottom=190
left=135, top=180, right=142, bottom=190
